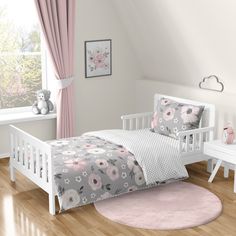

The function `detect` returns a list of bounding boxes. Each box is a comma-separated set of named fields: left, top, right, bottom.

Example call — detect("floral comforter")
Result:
left=49, top=129, right=187, bottom=212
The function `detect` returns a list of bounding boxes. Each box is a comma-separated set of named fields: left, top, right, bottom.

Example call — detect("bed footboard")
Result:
left=9, top=125, right=56, bottom=215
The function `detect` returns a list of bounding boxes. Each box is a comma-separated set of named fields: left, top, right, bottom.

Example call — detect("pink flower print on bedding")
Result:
left=151, top=112, right=158, bottom=129
left=95, top=159, right=109, bottom=169
left=181, top=105, right=200, bottom=124
left=106, top=165, right=120, bottom=181
left=64, top=159, right=87, bottom=171
left=161, top=98, right=172, bottom=106
left=116, top=148, right=130, bottom=156
left=163, top=107, right=175, bottom=121
left=88, top=173, right=102, bottom=191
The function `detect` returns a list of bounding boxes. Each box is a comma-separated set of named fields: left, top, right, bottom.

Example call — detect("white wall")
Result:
left=114, top=0, right=236, bottom=93
left=136, top=80, right=236, bottom=138
left=0, top=0, right=140, bottom=156
left=74, top=0, right=141, bottom=134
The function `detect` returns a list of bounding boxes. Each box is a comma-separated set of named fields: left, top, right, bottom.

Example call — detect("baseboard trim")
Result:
left=0, top=153, right=10, bottom=159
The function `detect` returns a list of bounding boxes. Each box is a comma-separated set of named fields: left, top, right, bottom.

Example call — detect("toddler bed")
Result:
left=9, top=94, right=215, bottom=215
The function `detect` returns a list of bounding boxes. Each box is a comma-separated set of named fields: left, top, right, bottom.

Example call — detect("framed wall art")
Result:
left=85, top=39, right=112, bottom=78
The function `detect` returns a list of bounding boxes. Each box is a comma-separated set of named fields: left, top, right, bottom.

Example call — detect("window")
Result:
left=0, top=0, right=45, bottom=110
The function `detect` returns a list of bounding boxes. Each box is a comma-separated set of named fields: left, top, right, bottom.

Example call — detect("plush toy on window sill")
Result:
left=32, top=89, right=54, bottom=115
left=222, top=123, right=235, bottom=144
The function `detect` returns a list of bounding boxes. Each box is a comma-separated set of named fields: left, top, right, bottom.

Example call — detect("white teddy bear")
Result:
left=32, top=89, right=54, bottom=115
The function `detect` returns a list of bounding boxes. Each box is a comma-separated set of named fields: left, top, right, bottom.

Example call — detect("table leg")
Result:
left=207, top=159, right=213, bottom=173
left=224, top=162, right=229, bottom=178
left=208, top=160, right=222, bottom=183
left=234, top=165, right=236, bottom=193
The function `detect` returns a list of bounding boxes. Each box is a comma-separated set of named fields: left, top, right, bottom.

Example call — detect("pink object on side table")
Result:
left=222, top=123, right=235, bottom=144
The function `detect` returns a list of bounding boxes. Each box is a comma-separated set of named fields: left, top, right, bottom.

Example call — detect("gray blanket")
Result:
left=49, top=129, right=188, bottom=212
left=86, top=129, right=188, bottom=185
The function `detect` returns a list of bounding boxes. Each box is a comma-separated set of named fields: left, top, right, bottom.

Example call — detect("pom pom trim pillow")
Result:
left=151, top=97, right=205, bottom=139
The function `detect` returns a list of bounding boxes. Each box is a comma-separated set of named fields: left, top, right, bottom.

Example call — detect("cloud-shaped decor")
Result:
left=199, top=75, right=224, bottom=92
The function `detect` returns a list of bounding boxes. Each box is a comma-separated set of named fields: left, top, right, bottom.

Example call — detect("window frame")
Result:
left=0, top=33, right=49, bottom=114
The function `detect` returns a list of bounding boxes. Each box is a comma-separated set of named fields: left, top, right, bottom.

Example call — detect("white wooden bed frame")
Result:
left=9, top=94, right=215, bottom=215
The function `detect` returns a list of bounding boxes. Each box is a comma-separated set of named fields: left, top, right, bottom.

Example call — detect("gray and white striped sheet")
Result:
left=86, top=129, right=188, bottom=185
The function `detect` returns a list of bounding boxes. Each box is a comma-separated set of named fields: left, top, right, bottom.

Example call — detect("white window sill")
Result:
left=0, top=111, right=57, bottom=125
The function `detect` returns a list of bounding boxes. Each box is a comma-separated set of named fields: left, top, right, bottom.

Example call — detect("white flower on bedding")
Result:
left=134, top=171, right=145, bottom=186
left=75, top=176, right=82, bottom=183
left=174, top=118, right=178, bottom=123
left=62, top=168, right=69, bottom=173
left=121, top=164, right=126, bottom=170
left=182, top=125, right=187, bottom=130
left=173, top=127, right=178, bottom=133
left=181, top=105, right=200, bottom=124
left=91, top=193, right=96, bottom=199
left=123, top=182, right=129, bottom=188
left=121, top=172, right=127, bottom=179
left=62, top=150, right=76, bottom=156
left=77, top=153, right=86, bottom=157
left=64, top=178, right=70, bottom=184
left=51, top=140, right=69, bottom=147
left=82, top=171, right=88, bottom=177
left=100, top=192, right=112, bottom=200
left=160, top=125, right=165, bottom=131
left=159, top=117, right=163, bottom=123
left=95, top=159, right=109, bottom=169
left=61, top=189, right=80, bottom=210
left=87, top=148, right=106, bottom=155
left=106, top=153, right=113, bottom=157
left=82, top=197, right=87, bottom=204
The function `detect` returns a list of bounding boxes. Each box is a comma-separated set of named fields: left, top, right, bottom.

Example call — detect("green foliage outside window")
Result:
left=0, top=5, right=42, bottom=109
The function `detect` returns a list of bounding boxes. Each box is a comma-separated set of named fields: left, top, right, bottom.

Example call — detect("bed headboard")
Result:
left=154, top=94, right=215, bottom=128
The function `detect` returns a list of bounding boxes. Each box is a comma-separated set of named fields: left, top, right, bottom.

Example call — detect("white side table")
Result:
left=204, top=140, right=236, bottom=192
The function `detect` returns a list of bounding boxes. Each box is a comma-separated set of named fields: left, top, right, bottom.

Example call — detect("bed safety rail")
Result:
left=121, top=113, right=214, bottom=167
left=121, top=112, right=153, bottom=130
left=177, top=126, right=214, bottom=156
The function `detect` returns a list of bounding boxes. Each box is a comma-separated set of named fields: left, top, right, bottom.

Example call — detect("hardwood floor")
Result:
left=0, top=158, right=236, bottom=236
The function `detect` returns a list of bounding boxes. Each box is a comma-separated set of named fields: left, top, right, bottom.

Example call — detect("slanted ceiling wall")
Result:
left=113, top=0, right=236, bottom=92
left=112, top=0, right=236, bottom=136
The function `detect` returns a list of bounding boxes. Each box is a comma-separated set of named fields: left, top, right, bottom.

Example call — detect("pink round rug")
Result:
left=94, top=182, right=222, bottom=230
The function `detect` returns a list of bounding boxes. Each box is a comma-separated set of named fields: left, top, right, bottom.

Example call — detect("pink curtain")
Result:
left=35, top=0, right=76, bottom=138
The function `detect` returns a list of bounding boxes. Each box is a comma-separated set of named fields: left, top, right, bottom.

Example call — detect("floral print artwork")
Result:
left=85, top=40, right=111, bottom=78
left=151, top=97, right=204, bottom=139
left=49, top=136, right=163, bottom=212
